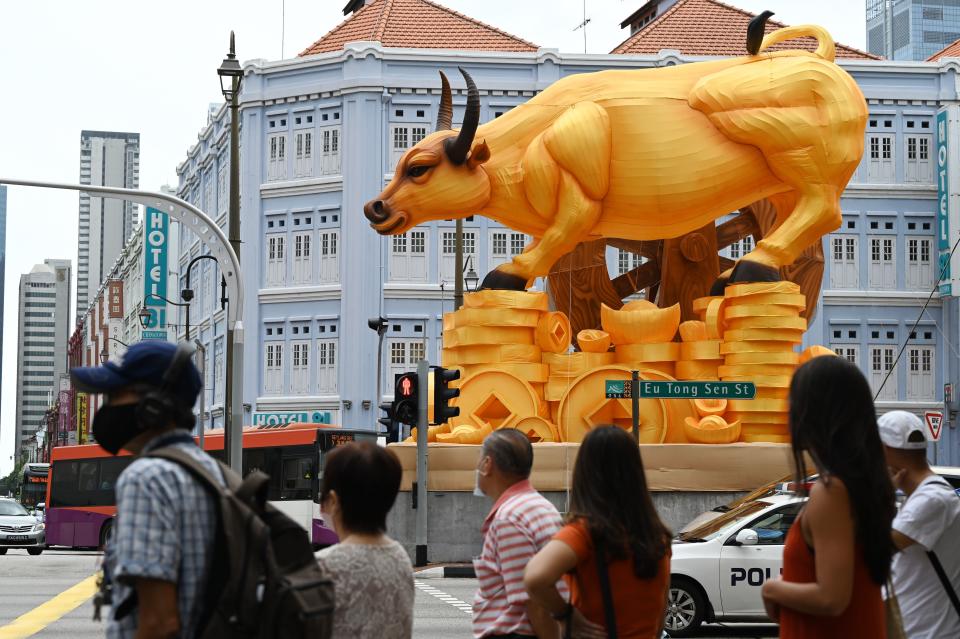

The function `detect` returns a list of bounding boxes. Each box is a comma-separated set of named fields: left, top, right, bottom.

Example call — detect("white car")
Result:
left=666, top=493, right=805, bottom=636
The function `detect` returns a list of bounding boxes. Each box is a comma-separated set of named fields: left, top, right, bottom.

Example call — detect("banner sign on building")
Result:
left=108, top=280, right=124, bottom=319
left=143, top=207, right=169, bottom=339
left=252, top=410, right=336, bottom=427
left=937, top=109, right=952, bottom=296
left=76, top=393, right=88, bottom=444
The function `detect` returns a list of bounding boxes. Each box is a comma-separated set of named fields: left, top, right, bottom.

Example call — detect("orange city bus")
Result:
left=45, top=423, right=375, bottom=549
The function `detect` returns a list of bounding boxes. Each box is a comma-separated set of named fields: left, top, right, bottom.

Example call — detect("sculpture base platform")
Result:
left=389, top=441, right=794, bottom=493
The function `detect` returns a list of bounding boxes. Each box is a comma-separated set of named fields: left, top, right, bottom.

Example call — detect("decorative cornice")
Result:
left=822, top=290, right=942, bottom=307
left=258, top=285, right=343, bottom=303
left=260, top=176, right=343, bottom=198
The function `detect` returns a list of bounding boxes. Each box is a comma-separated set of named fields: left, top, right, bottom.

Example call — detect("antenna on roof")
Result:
left=573, top=0, right=590, bottom=53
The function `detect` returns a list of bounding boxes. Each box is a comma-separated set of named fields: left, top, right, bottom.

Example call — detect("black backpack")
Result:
left=147, top=447, right=334, bottom=639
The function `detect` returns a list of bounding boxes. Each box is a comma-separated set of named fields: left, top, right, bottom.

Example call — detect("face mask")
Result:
left=92, top=404, right=142, bottom=455
left=474, top=469, right=486, bottom=497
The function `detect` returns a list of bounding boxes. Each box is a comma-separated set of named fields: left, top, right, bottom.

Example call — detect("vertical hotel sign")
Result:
left=937, top=109, right=952, bottom=296
left=143, top=207, right=169, bottom=339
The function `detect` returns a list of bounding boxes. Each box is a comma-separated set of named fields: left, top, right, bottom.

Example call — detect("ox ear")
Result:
left=466, top=140, right=490, bottom=169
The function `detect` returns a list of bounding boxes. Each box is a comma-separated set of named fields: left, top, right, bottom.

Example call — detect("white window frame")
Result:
left=292, top=232, right=313, bottom=285
left=267, top=133, right=287, bottom=181
left=869, top=345, right=897, bottom=401
left=868, top=235, right=896, bottom=290
left=727, top=236, right=754, bottom=261
left=616, top=249, right=645, bottom=276
left=290, top=341, right=310, bottom=396
left=905, top=236, right=933, bottom=290
left=490, top=230, right=527, bottom=270
left=317, top=339, right=338, bottom=395
left=264, top=342, right=284, bottom=395
left=266, top=234, right=286, bottom=287
left=867, top=133, right=895, bottom=182
left=904, top=134, right=933, bottom=183
left=294, top=130, right=313, bottom=178
left=440, top=230, right=477, bottom=284
left=213, top=338, right=224, bottom=404
left=318, top=229, right=339, bottom=284
left=906, top=345, right=935, bottom=401
left=320, top=126, right=340, bottom=176
left=389, top=124, right=427, bottom=168
left=386, top=339, right=427, bottom=396
left=390, top=229, right=429, bottom=282
left=829, top=234, right=859, bottom=289
left=832, top=345, right=859, bottom=366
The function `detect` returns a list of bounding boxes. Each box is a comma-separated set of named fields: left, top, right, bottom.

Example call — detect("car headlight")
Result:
left=33, top=523, right=44, bottom=532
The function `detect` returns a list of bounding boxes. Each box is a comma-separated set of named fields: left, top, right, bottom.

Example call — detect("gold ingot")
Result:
left=600, top=303, right=681, bottom=345
left=614, top=360, right=676, bottom=377
left=680, top=341, right=721, bottom=360
left=510, top=416, right=559, bottom=443
left=705, top=298, right=728, bottom=339
left=721, top=341, right=798, bottom=354
left=724, top=282, right=801, bottom=298
left=578, top=329, right=612, bottom=353
left=724, top=316, right=807, bottom=331
left=719, top=364, right=797, bottom=377
left=723, top=328, right=804, bottom=343
left=461, top=363, right=550, bottom=383
left=622, top=299, right=658, bottom=311
left=454, top=307, right=541, bottom=328
left=446, top=344, right=542, bottom=366
left=437, top=423, right=493, bottom=445
left=692, top=296, right=720, bottom=317
left=683, top=415, right=742, bottom=444
left=799, top=345, right=837, bottom=364
left=721, top=374, right=793, bottom=387
left=615, top=342, right=680, bottom=362
left=728, top=398, right=790, bottom=413
left=543, top=352, right=616, bottom=376
left=444, top=326, right=535, bottom=348
left=463, top=290, right=549, bottom=311
left=679, top=321, right=709, bottom=342
left=724, top=351, right=800, bottom=366
left=693, top=398, right=728, bottom=417
left=557, top=366, right=672, bottom=444
left=727, top=411, right=790, bottom=425
left=725, top=293, right=806, bottom=309
left=675, top=360, right=721, bottom=380
left=724, top=304, right=800, bottom=319
left=536, top=312, right=572, bottom=353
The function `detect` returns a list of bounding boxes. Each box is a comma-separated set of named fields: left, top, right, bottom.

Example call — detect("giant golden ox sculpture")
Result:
left=364, top=14, right=867, bottom=291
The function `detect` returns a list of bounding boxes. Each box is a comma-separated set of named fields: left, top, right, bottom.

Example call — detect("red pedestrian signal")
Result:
left=401, top=377, right=413, bottom=396
left=394, top=372, right=419, bottom=426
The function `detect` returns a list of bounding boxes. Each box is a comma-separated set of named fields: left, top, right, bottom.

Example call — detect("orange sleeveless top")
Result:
left=778, top=516, right=885, bottom=639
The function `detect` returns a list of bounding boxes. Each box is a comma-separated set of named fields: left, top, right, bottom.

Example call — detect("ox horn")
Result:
left=445, top=67, right=479, bottom=165
left=436, top=71, right=453, bottom=131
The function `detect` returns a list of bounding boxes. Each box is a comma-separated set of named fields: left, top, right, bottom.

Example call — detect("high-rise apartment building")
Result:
left=77, top=131, right=139, bottom=320
left=867, top=0, right=960, bottom=60
left=15, top=259, right=71, bottom=459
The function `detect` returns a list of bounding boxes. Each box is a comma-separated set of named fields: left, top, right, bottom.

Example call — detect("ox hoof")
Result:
left=729, top=260, right=781, bottom=284
left=480, top=270, right=528, bottom=291
left=709, top=275, right=729, bottom=297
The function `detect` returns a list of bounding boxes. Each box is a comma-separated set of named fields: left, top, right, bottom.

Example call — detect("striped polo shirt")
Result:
left=472, top=479, right=565, bottom=638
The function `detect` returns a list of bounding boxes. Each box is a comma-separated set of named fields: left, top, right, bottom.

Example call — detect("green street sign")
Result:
left=637, top=381, right=756, bottom=399
left=605, top=380, right=632, bottom=399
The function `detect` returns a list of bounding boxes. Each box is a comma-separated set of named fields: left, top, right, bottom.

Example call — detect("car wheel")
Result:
left=27, top=548, right=43, bottom=556
left=664, top=577, right=706, bottom=637
left=100, top=519, right=114, bottom=549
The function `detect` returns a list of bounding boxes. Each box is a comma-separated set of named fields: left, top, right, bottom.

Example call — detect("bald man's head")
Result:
left=481, top=429, right=533, bottom=479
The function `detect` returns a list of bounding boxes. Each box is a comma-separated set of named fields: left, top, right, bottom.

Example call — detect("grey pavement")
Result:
left=0, top=550, right=776, bottom=638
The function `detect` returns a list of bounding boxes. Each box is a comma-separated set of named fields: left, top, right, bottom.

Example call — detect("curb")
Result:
left=414, top=565, right=477, bottom=579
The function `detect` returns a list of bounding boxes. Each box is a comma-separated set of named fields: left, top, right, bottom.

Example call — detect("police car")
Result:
left=665, top=493, right=805, bottom=636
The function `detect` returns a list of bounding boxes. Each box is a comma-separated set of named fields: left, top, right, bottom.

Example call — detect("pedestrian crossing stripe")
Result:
left=415, top=580, right=473, bottom=614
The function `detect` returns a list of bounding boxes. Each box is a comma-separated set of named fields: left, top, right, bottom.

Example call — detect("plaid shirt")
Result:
left=106, top=431, right=222, bottom=639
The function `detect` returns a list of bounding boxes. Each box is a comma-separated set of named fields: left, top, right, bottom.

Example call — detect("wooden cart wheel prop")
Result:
left=546, top=198, right=825, bottom=344
left=557, top=366, right=668, bottom=444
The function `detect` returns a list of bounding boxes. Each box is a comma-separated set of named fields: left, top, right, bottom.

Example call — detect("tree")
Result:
left=0, top=458, right=26, bottom=498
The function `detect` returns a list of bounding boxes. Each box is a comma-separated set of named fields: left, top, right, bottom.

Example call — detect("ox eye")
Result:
left=407, top=165, right=431, bottom=178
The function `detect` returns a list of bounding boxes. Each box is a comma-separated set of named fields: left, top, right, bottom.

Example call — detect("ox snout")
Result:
left=363, top=198, right=407, bottom=234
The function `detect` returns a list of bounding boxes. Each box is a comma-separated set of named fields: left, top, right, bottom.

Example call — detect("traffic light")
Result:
left=378, top=401, right=398, bottom=443
left=394, top=372, right=419, bottom=426
left=432, top=366, right=460, bottom=425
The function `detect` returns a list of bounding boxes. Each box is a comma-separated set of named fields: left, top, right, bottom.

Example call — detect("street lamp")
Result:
left=100, top=337, right=129, bottom=363
left=367, top=316, right=388, bottom=417
left=183, top=254, right=228, bottom=311
left=143, top=294, right=193, bottom=341
left=99, top=348, right=108, bottom=364
left=218, top=31, right=244, bottom=472
left=464, top=255, right=480, bottom=293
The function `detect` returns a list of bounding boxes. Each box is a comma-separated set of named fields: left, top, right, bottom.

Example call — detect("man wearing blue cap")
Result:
left=71, top=340, right=222, bottom=639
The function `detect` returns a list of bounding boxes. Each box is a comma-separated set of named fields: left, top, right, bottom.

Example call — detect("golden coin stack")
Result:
left=717, top=282, right=807, bottom=443
left=544, top=329, right=615, bottom=426
left=676, top=319, right=723, bottom=380
left=602, top=301, right=682, bottom=377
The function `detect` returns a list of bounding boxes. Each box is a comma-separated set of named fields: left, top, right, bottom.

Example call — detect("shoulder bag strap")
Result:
left=928, top=550, right=960, bottom=619
left=593, top=536, right=618, bottom=639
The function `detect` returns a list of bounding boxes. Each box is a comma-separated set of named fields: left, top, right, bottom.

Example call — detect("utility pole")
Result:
left=454, top=218, right=464, bottom=310
left=415, top=359, right=429, bottom=566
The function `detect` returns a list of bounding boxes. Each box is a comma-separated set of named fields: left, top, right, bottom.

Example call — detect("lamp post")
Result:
left=464, top=255, right=479, bottom=293
left=141, top=294, right=192, bottom=341
left=367, top=316, right=388, bottom=427
left=100, top=337, right=129, bottom=363
left=219, top=31, right=244, bottom=471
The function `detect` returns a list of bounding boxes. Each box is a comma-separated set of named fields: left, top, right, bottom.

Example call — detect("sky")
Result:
left=0, top=0, right=867, bottom=474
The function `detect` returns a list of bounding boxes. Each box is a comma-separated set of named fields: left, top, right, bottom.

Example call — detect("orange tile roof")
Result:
left=928, top=38, right=960, bottom=61
left=612, top=0, right=876, bottom=60
left=300, top=0, right=539, bottom=56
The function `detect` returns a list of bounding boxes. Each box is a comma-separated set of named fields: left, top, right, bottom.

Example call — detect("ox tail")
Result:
left=746, top=10, right=836, bottom=62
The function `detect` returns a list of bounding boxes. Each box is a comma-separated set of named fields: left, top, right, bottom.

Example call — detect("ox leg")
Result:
left=484, top=171, right=601, bottom=289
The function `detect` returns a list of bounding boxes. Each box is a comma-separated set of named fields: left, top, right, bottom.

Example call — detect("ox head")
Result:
left=364, top=67, right=491, bottom=235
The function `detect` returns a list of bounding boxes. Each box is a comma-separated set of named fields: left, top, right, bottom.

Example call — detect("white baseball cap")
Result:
left=878, top=411, right=928, bottom=450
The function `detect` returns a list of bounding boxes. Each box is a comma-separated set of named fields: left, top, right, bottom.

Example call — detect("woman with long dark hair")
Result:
left=525, top=425, right=671, bottom=638
left=761, top=355, right=895, bottom=638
